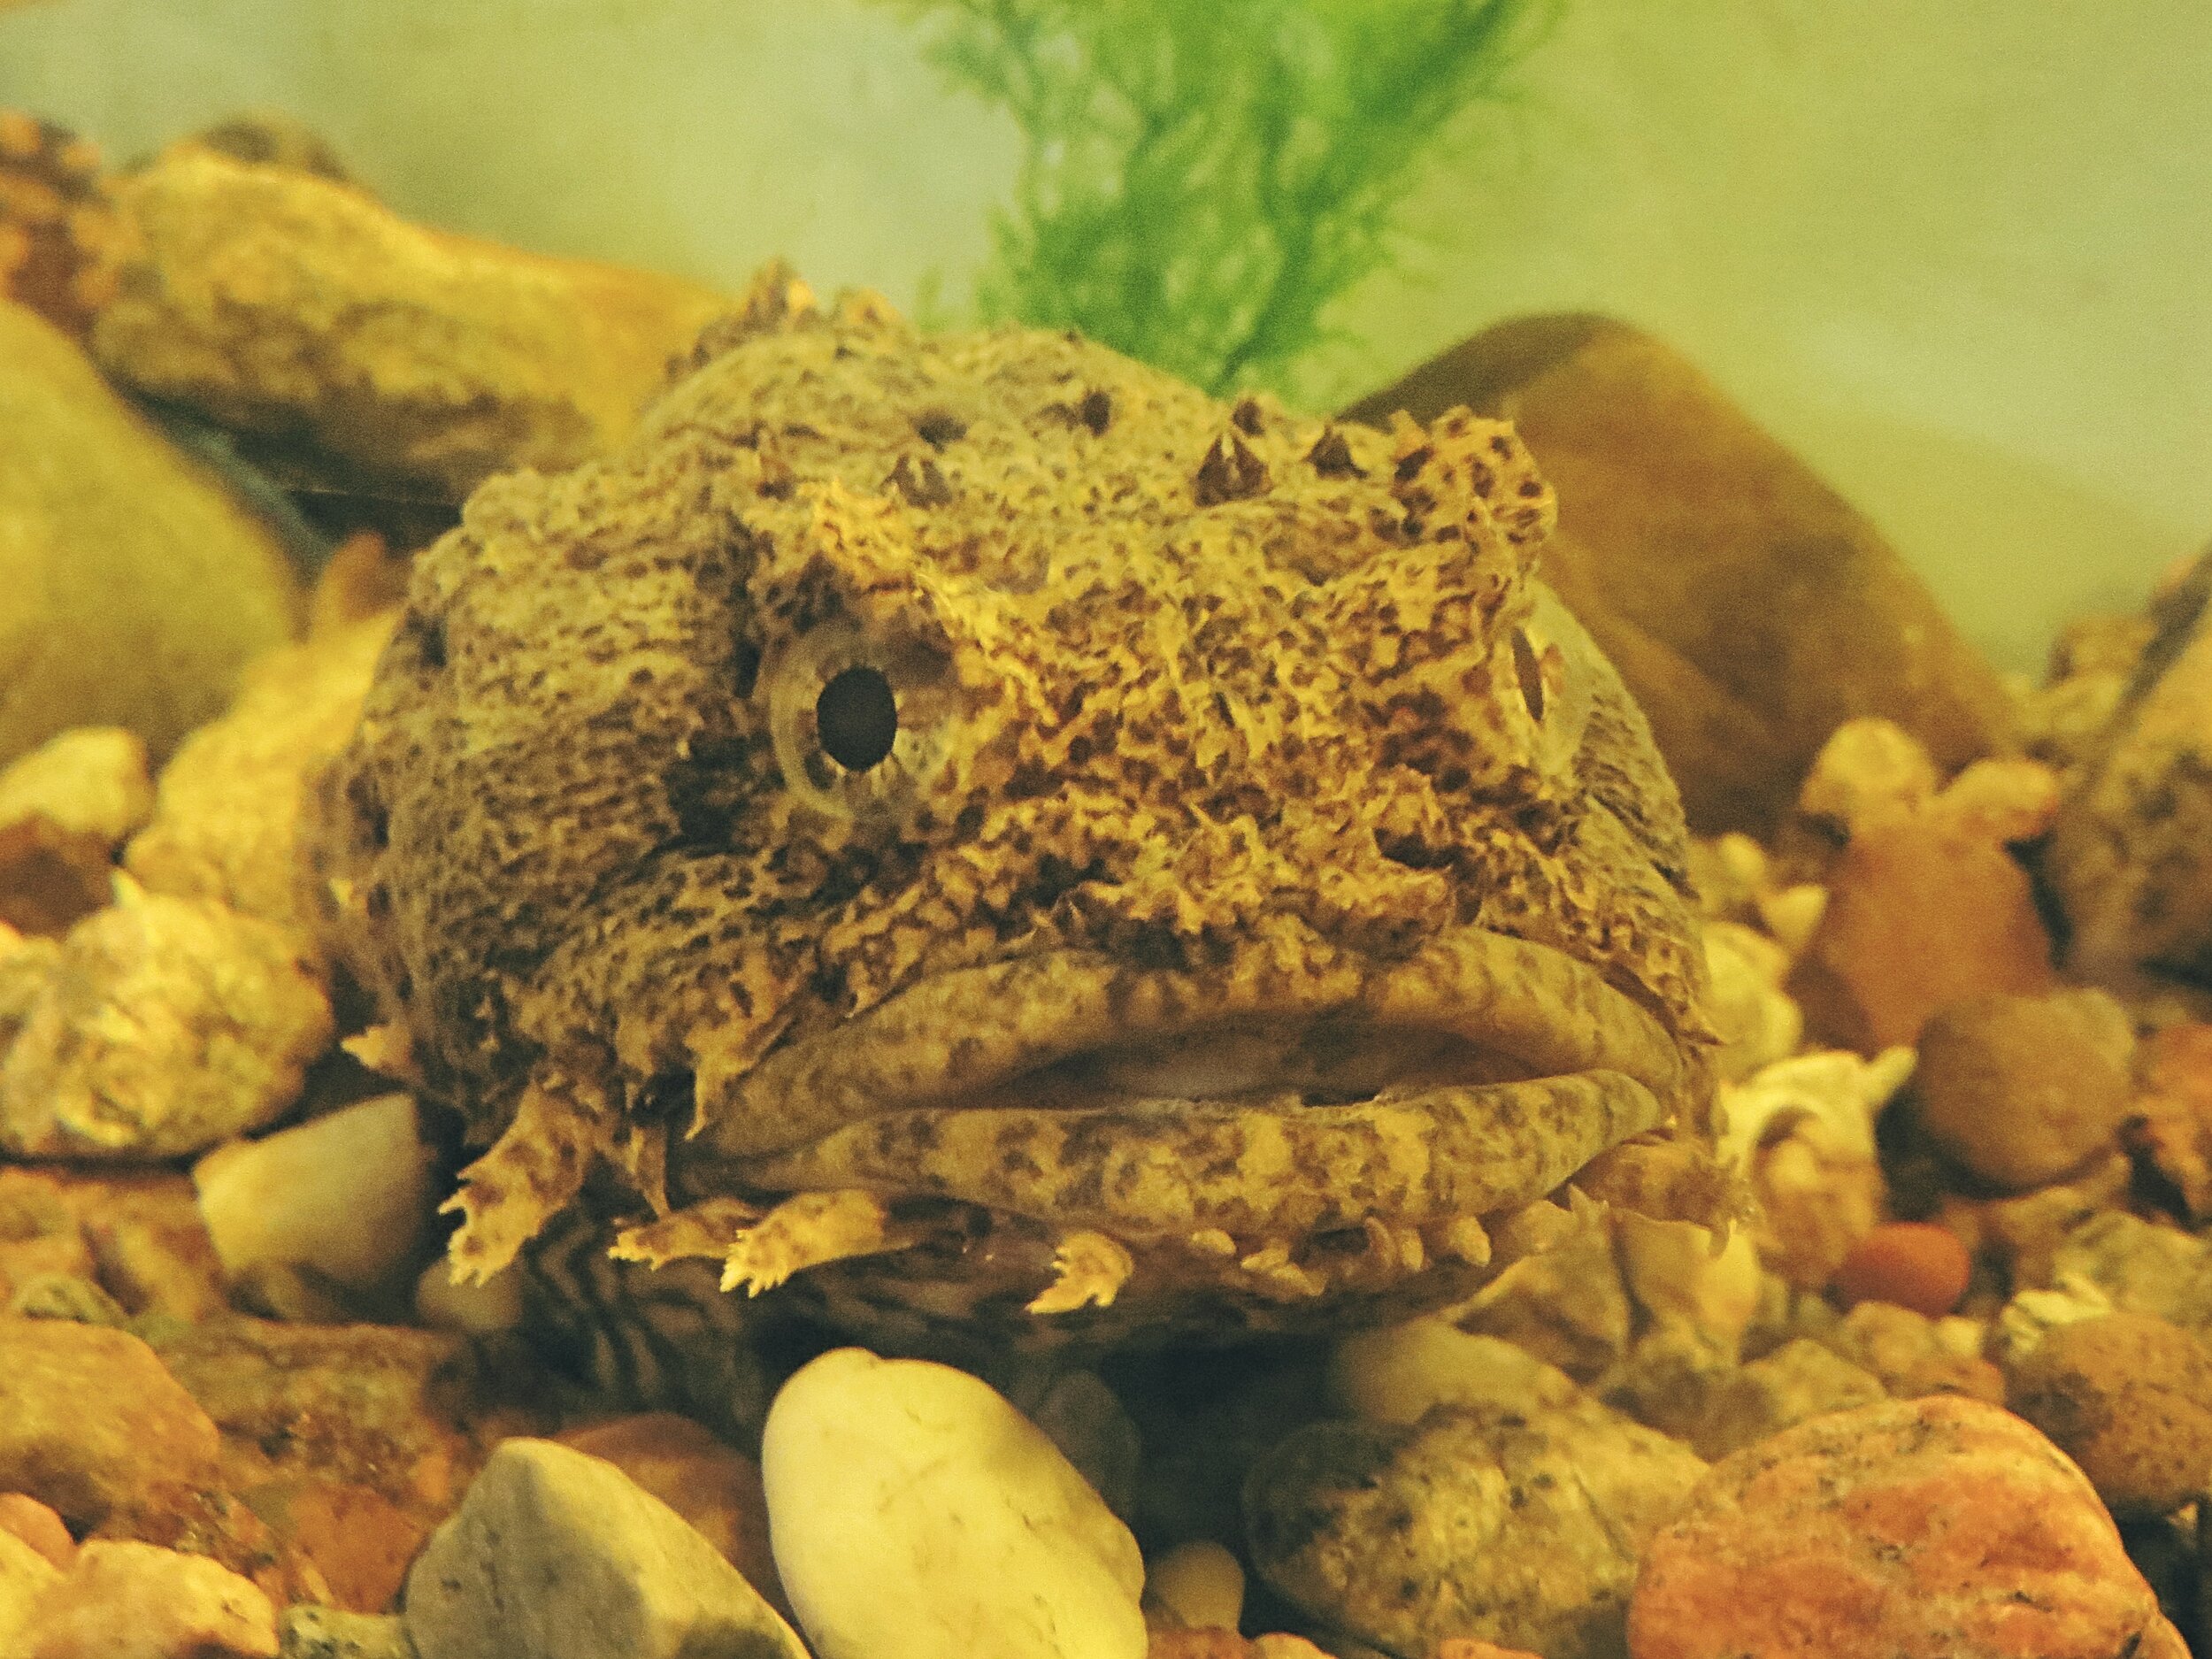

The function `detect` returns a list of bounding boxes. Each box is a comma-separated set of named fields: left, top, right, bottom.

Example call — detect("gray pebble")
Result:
left=1246, top=1394, right=1705, bottom=1659
left=403, top=1438, right=807, bottom=1659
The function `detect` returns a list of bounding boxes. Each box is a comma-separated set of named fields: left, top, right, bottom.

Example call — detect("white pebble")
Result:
left=763, top=1347, right=1146, bottom=1659
left=194, top=1093, right=435, bottom=1296
left=1329, top=1317, right=1580, bottom=1425
left=1144, top=1540, right=1244, bottom=1632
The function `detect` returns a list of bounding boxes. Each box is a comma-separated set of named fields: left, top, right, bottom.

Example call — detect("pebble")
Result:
left=124, top=610, right=396, bottom=941
left=8, top=1270, right=128, bottom=1324
left=1749, top=1122, right=1884, bottom=1290
left=143, top=1317, right=552, bottom=1588
left=1701, top=920, right=1802, bottom=1082
left=763, top=1348, right=1146, bottom=1659
left=193, top=1094, right=437, bottom=1302
left=1935, top=757, right=2062, bottom=844
left=1786, top=812, right=2059, bottom=1051
left=1454, top=1222, right=1632, bottom=1381
left=1955, top=1154, right=2132, bottom=1289
left=0, top=1492, right=73, bottom=1568
left=18, top=1539, right=279, bottom=1659
left=0, top=1526, right=62, bottom=1651
left=1022, top=1368, right=1145, bottom=1523
left=1794, top=716, right=1941, bottom=833
left=1328, top=1318, right=1581, bottom=1425
left=277, top=1606, right=418, bottom=1659
left=0, top=885, right=333, bottom=1161
left=0, top=1164, right=229, bottom=1324
left=1990, top=1280, right=2117, bottom=1371
left=1832, top=1221, right=1972, bottom=1317
left=2003, top=1311, right=2212, bottom=1518
left=1143, top=1540, right=1244, bottom=1632
left=1626, top=1394, right=2188, bottom=1658
left=1144, top=1635, right=1333, bottom=1659
left=0, top=111, right=118, bottom=340
left=1824, top=1301, right=2004, bottom=1404
left=1687, top=1337, right=1888, bottom=1461
left=1717, top=1045, right=1915, bottom=1170
left=411, top=1258, right=524, bottom=1336
left=2124, top=1020, right=2212, bottom=1221
left=278, top=1483, right=426, bottom=1615
left=1246, top=1391, right=1706, bottom=1659
left=554, top=1412, right=785, bottom=1618
left=0, top=726, right=154, bottom=935
left=2047, top=1211, right=2212, bottom=1333
left=403, top=1438, right=807, bottom=1659
left=1910, top=988, right=2135, bottom=1191
left=0, top=1318, right=219, bottom=1525
left=2046, top=542, right=2212, bottom=983
left=0, top=298, right=297, bottom=772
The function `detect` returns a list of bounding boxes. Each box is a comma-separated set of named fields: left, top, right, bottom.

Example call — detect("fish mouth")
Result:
left=672, top=926, right=1689, bottom=1247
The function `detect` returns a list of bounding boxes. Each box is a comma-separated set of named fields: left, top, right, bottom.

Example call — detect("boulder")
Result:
left=0, top=298, right=297, bottom=770
left=1342, top=315, right=2013, bottom=834
left=93, top=148, right=730, bottom=503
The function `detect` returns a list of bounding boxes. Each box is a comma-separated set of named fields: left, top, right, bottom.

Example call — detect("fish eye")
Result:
left=816, top=664, right=898, bottom=772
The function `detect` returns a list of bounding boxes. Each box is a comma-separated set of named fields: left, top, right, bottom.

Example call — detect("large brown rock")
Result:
left=93, top=147, right=732, bottom=502
left=0, top=298, right=299, bottom=770
left=1342, top=316, right=2013, bottom=833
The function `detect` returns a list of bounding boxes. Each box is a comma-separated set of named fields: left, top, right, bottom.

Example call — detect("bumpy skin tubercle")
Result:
left=312, top=281, right=1717, bottom=1354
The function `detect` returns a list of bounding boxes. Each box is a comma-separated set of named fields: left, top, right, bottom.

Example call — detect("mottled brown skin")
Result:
left=314, top=278, right=1716, bottom=1357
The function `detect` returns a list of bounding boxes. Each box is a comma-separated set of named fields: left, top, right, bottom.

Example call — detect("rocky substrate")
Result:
left=2, top=109, right=2210, bottom=1659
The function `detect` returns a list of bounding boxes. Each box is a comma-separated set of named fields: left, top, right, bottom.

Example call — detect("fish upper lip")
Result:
left=683, top=926, right=1686, bottom=1164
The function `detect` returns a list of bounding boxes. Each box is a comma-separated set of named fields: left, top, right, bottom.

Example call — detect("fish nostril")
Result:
left=1376, top=833, right=1455, bottom=872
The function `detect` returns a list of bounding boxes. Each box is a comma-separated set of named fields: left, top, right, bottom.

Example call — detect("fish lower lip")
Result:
left=714, top=1068, right=1666, bottom=1243
left=685, top=926, right=1686, bottom=1163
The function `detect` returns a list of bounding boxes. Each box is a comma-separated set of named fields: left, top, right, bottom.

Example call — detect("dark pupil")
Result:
left=816, top=665, right=899, bottom=772
left=1509, top=629, right=1547, bottom=723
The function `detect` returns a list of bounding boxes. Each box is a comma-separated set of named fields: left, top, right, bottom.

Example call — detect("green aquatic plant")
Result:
left=889, top=0, right=1556, bottom=395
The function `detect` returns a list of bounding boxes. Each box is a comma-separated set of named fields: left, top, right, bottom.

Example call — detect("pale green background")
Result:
left=3, top=0, right=2205, bottom=672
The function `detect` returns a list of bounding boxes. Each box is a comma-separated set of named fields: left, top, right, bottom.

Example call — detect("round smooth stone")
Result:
left=762, top=1348, right=1146, bottom=1659
left=1629, top=1394, right=2187, bottom=1658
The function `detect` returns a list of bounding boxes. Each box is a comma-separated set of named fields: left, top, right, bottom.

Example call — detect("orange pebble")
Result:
left=0, top=1491, right=74, bottom=1569
left=1832, top=1222, right=1971, bottom=1317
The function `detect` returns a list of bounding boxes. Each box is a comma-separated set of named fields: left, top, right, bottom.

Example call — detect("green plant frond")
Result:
left=887, top=0, right=1560, bottom=393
